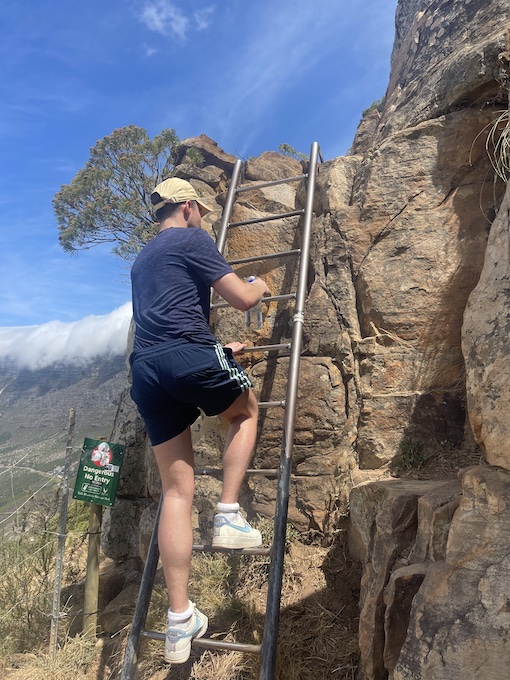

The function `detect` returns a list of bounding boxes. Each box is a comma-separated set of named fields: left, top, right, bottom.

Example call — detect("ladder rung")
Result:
left=262, top=293, right=296, bottom=303
left=229, top=209, right=304, bottom=228
left=241, top=342, right=291, bottom=353
left=194, top=468, right=325, bottom=479
left=141, top=629, right=166, bottom=641
left=140, top=629, right=261, bottom=654
left=194, top=638, right=261, bottom=654
left=193, top=544, right=271, bottom=556
left=195, top=468, right=280, bottom=477
left=236, top=174, right=307, bottom=193
left=228, top=249, right=300, bottom=266
left=211, top=294, right=295, bottom=310
left=259, top=400, right=286, bottom=408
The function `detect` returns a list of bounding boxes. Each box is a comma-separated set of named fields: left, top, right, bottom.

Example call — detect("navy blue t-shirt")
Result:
left=131, top=227, right=233, bottom=350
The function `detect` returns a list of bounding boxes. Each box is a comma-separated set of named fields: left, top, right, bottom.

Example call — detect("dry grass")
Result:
left=275, top=603, right=358, bottom=680
left=469, top=108, right=510, bottom=189
left=391, top=438, right=484, bottom=479
left=129, top=522, right=360, bottom=680
left=2, top=516, right=361, bottom=680
left=0, top=497, right=89, bottom=661
left=482, top=109, right=510, bottom=182
left=3, top=635, right=96, bottom=680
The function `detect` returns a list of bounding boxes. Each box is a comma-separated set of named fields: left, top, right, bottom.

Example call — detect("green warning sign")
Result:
left=72, top=438, right=125, bottom=507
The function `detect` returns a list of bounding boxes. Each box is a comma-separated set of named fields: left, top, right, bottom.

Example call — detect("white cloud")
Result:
left=194, top=7, right=214, bottom=31
left=0, top=303, right=133, bottom=370
left=142, top=43, right=158, bottom=57
left=140, top=0, right=188, bottom=38
left=139, top=0, right=214, bottom=39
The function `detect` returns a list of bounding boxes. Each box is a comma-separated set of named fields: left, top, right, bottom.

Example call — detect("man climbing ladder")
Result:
left=121, top=141, right=321, bottom=680
left=129, top=176, right=270, bottom=663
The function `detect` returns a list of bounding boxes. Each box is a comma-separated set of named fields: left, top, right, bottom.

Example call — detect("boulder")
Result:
left=97, top=583, right=141, bottom=634
left=350, top=108, right=504, bottom=463
left=173, top=134, right=238, bottom=172
left=244, top=151, right=303, bottom=181
left=408, top=479, right=461, bottom=563
left=101, top=497, right=151, bottom=561
left=383, top=563, right=428, bottom=676
left=462, top=183, right=510, bottom=469
left=393, top=466, right=510, bottom=680
left=352, top=479, right=441, bottom=680
left=173, top=162, right=226, bottom=189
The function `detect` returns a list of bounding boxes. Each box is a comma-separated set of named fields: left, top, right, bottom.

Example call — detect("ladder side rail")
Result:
left=259, top=141, right=320, bottom=680
left=211, top=159, right=242, bottom=313
left=216, top=158, right=243, bottom=256
left=120, top=496, right=163, bottom=680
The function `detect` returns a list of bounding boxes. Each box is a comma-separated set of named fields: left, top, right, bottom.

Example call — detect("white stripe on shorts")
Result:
left=214, top=344, right=251, bottom=392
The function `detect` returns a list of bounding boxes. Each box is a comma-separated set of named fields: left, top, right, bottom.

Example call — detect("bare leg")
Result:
left=152, top=427, right=195, bottom=613
left=219, top=388, right=259, bottom=503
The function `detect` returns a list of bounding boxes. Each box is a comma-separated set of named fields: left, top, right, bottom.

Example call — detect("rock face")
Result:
left=350, top=478, right=461, bottom=680
left=347, top=0, right=510, bottom=678
left=393, top=466, right=510, bottom=680
left=386, top=0, right=508, bottom=137
left=102, top=1, right=510, bottom=678
left=462, top=183, right=510, bottom=468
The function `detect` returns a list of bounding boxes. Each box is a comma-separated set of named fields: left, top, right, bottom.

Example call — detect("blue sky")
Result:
left=0, top=0, right=397, bottom=360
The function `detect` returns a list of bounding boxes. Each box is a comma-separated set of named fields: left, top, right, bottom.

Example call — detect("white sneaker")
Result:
left=164, top=603, right=208, bottom=664
left=212, top=513, right=262, bottom=549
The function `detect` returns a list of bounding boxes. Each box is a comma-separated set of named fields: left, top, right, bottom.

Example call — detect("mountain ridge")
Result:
left=0, top=353, right=128, bottom=511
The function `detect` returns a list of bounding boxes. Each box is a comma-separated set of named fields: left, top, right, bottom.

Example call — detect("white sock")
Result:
left=168, top=602, right=193, bottom=625
left=216, top=502, right=240, bottom=521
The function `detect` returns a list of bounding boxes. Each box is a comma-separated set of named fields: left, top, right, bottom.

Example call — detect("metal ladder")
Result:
left=120, top=141, right=321, bottom=680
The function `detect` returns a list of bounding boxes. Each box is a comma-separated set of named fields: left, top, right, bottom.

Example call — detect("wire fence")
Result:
left=0, top=476, right=60, bottom=528
left=0, top=415, right=95, bottom=655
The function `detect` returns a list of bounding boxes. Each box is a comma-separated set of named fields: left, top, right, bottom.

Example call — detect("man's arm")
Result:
left=212, top=272, right=270, bottom=311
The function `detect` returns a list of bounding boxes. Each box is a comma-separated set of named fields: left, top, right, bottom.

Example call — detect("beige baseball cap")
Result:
left=151, top=177, right=213, bottom=216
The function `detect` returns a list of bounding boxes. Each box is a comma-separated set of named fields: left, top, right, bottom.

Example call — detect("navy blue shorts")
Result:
left=130, top=340, right=252, bottom=446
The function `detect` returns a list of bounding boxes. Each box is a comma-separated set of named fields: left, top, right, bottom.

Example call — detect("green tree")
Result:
left=54, top=125, right=180, bottom=260
left=278, top=143, right=308, bottom=162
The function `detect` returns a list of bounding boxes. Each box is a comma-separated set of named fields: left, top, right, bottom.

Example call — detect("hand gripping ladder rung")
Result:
left=119, top=142, right=320, bottom=680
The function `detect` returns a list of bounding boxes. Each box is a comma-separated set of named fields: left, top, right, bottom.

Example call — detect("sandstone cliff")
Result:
left=102, top=0, right=510, bottom=678
left=349, top=0, right=510, bottom=678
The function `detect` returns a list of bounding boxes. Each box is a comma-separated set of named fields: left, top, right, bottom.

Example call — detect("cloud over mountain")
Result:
left=0, top=302, right=132, bottom=370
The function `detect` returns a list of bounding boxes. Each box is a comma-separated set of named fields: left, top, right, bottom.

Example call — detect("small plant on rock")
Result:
left=397, top=437, right=427, bottom=471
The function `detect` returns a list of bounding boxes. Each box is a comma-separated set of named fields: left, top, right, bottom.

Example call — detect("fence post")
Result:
left=82, top=433, right=111, bottom=638
left=49, top=407, right=76, bottom=655
left=83, top=501, right=103, bottom=638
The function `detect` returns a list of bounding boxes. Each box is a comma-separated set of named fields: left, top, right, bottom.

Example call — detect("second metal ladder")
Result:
left=120, top=141, right=321, bottom=680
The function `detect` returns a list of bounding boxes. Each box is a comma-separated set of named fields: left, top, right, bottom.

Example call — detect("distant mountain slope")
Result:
left=0, top=355, right=128, bottom=511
